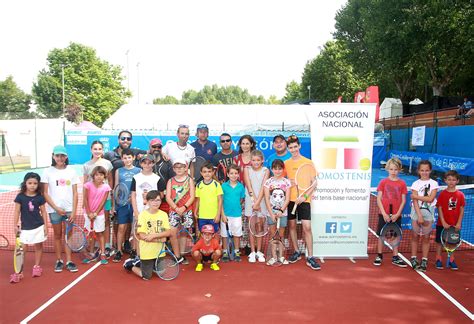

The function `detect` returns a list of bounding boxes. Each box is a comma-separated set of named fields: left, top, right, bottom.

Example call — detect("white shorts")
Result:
left=84, top=214, right=106, bottom=233
left=220, top=217, right=243, bottom=238
left=410, top=206, right=434, bottom=222
left=20, top=225, right=47, bottom=245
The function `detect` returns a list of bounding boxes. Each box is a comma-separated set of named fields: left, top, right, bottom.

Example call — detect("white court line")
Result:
left=20, top=262, right=101, bottom=324
left=368, top=227, right=474, bottom=321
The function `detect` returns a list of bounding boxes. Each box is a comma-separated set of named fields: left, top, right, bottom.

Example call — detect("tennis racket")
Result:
left=81, top=217, right=99, bottom=263
left=193, top=156, right=207, bottom=182
left=13, top=232, right=24, bottom=274
left=65, top=222, right=87, bottom=252
left=225, top=222, right=235, bottom=261
left=380, top=204, right=402, bottom=248
left=154, top=231, right=180, bottom=281
left=248, top=211, right=269, bottom=237
left=177, top=224, right=194, bottom=255
left=441, top=226, right=461, bottom=269
left=266, top=217, right=285, bottom=267
left=0, top=234, right=9, bottom=249
left=291, top=163, right=317, bottom=215
left=215, top=162, right=227, bottom=183
left=114, top=182, right=130, bottom=208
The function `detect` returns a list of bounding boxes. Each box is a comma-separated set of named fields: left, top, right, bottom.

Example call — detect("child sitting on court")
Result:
left=192, top=224, right=222, bottom=271
left=435, top=170, right=465, bottom=270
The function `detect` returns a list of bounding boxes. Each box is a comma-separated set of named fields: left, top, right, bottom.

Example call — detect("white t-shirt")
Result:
left=82, top=158, right=113, bottom=183
left=411, top=178, right=439, bottom=208
left=131, top=173, right=162, bottom=214
left=41, top=166, right=80, bottom=213
left=162, top=142, right=195, bottom=165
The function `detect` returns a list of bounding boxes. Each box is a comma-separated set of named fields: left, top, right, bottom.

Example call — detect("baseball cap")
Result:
left=273, top=135, right=286, bottom=142
left=201, top=224, right=215, bottom=234
left=53, top=145, right=68, bottom=155
left=197, top=123, right=208, bottom=130
left=140, top=154, right=155, bottom=163
left=173, top=158, right=187, bottom=166
left=150, top=138, right=162, bottom=146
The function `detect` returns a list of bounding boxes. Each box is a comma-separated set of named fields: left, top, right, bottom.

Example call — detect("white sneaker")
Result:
left=279, top=257, right=289, bottom=265
left=248, top=252, right=256, bottom=263
left=266, top=258, right=276, bottom=266
left=256, top=251, right=266, bottom=263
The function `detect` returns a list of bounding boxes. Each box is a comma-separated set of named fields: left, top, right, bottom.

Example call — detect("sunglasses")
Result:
left=178, top=124, right=189, bottom=128
left=220, top=139, right=231, bottom=143
left=120, top=136, right=132, bottom=141
left=151, top=144, right=162, bottom=149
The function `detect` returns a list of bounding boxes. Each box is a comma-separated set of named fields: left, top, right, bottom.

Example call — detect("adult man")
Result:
left=191, top=124, right=217, bottom=161
left=148, top=138, right=174, bottom=214
left=284, top=135, right=320, bottom=271
left=265, top=135, right=292, bottom=172
left=212, top=133, right=238, bottom=181
left=162, top=125, right=196, bottom=178
left=104, top=130, right=146, bottom=176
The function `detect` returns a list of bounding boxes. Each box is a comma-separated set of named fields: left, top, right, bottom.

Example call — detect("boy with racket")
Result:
left=284, top=135, right=320, bottom=270
left=435, top=170, right=465, bottom=270
left=131, top=190, right=171, bottom=280
left=374, top=158, right=408, bottom=267
left=192, top=224, right=222, bottom=271
left=113, top=149, right=140, bottom=263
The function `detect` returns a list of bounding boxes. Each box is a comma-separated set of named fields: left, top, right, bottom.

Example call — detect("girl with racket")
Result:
left=264, top=159, right=291, bottom=265
left=244, top=150, right=269, bottom=263
left=409, top=160, right=439, bottom=272
left=233, top=134, right=256, bottom=182
left=11, top=172, right=48, bottom=283
left=374, top=158, right=408, bottom=268
left=83, top=166, right=112, bottom=265
left=42, top=145, right=79, bottom=273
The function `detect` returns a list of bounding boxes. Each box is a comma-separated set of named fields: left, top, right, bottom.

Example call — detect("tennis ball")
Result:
left=359, top=158, right=371, bottom=170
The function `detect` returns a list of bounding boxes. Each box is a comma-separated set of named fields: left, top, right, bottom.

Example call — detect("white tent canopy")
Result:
left=102, top=104, right=311, bottom=132
left=379, top=98, right=403, bottom=119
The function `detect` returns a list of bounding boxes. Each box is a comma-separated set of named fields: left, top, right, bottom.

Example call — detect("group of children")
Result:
left=374, top=158, right=465, bottom=272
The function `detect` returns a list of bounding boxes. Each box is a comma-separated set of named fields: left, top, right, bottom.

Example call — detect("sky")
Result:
left=0, top=0, right=347, bottom=104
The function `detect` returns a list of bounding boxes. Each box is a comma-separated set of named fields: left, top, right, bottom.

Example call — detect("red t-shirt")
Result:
left=233, top=154, right=251, bottom=182
left=192, top=237, right=221, bottom=256
left=377, top=178, right=408, bottom=215
left=436, top=190, right=465, bottom=226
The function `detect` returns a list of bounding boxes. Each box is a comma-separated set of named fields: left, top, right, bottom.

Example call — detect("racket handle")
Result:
left=291, top=203, right=297, bottom=215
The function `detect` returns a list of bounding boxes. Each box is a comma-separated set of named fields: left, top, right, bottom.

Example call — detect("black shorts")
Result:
left=376, top=214, right=402, bottom=235
left=140, top=259, right=155, bottom=280
left=288, top=202, right=311, bottom=221
left=202, top=254, right=213, bottom=263
left=435, top=225, right=444, bottom=243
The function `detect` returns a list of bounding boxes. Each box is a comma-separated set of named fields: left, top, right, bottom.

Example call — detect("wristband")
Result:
left=304, top=194, right=309, bottom=199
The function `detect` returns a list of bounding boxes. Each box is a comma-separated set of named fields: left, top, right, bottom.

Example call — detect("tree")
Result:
left=32, top=43, right=130, bottom=126
left=0, top=76, right=33, bottom=119
left=282, top=81, right=302, bottom=103
left=177, top=85, right=268, bottom=104
left=153, top=95, right=179, bottom=104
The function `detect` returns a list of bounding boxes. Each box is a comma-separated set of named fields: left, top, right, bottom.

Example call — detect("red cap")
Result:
left=150, top=138, right=162, bottom=146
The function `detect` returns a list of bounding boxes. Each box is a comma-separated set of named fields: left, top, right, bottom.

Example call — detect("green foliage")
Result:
left=32, top=42, right=131, bottom=126
left=0, top=76, right=33, bottom=119
left=282, top=81, right=302, bottom=103
left=153, top=95, right=179, bottom=104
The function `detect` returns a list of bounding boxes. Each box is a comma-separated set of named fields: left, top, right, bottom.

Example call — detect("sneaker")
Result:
left=392, top=256, right=407, bottom=268
left=419, top=258, right=428, bottom=272
left=279, top=257, right=289, bottom=265
left=373, top=256, right=382, bottom=266
left=306, top=257, right=321, bottom=270
left=100, top=254, right=108, bottom=265
left=82, top=251, right=100, bottom=264
left=176, top=256, right=185, bottom=264
left=113, top=251, right=123, bottom=263
left=449, top=261, right=458, bottom=271
left=129, top=249, right=137, bottom=259
left=266, top=258, right=277, bottom=266
left=222, top=250, right=229, bottom=263
left=256, top=251, right=266, bottom=263
left=435, top=259, right=443, bottom=270
left=66, top=262, right=78, bottom=272
left=181, top=256, right=189, bottom=265
left=32, top=265, right=43, bottom=277
left=210, top=263, right=220, bottom=271
left=9, top=273, right=22, bottom=283
left=54, top=260, right=64, bottom=273
left=195, top=263, right=204, bottom=272
left=234, top=250, right=242, bottom=262
left=288, top=251, right=302, bottom=264
left=105, top=247, right=114, bottom=258
left=410, top=257, right=419, bottom=270
left=248, top=252, right=256, bottom=263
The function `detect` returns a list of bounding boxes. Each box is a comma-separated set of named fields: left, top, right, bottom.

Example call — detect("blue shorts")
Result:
left=268, top=215, right=288, bottom=228
left=116, top=204, right=133, bottom=225
left=49, top=212, right=70, bottom=225
left=198, top=219, right=219, bottom=233
left=105, top=199, right=112, bottom=211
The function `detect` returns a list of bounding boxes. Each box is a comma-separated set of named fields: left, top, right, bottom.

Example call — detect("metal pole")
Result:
left=307, top=85, right=311, bottom=101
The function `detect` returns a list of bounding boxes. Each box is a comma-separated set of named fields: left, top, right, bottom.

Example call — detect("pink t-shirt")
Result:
left=83, top=182, right=111, bottom=215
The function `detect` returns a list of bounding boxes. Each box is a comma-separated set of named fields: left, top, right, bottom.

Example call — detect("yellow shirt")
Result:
left=195, top=179, right=223, bottom=219
left=137, top=209, right=170, bottom=260
left=285, top=157, right=316, bottom=202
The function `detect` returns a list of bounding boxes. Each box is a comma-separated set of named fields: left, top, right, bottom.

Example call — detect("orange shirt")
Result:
left=285, top=157, right=316, bottom=202
left=192, top=237, right=221, bottom=256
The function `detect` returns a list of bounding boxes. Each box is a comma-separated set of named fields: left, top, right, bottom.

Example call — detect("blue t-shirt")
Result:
left=222, top=181, right=245, bottom=217
left=118, top=166, right=141, bottom=192
left=14, top=193, right=46, bottom=230
left=191, top=140, right=217, bottom=161
left=266, top=151, right=292, bottom=171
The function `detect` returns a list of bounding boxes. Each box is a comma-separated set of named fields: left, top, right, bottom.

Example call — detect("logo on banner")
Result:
left=340, top=222, right=352, bottom=233
left=325, top=222, right=337, bottom=234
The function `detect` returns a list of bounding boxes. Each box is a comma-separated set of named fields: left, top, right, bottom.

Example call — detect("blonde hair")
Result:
left=250, top=150, right=264, bottom=160
left=385, top=158, right=402, bottom=171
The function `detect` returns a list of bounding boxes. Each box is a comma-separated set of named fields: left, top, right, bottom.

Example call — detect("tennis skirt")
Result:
left=20, top=225, right=47, bottom=244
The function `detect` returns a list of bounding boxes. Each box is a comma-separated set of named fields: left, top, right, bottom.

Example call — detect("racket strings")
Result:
left=249, top=215, right=268, bottom=237
left=155, top=254, right=179, bottom=280
left=66, top=228, right=86, bottom=251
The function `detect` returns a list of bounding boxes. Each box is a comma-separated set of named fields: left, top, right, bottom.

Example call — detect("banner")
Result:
left=411, top=126, right=426, bottom=146
left=308, top=104, right=375, bottom=258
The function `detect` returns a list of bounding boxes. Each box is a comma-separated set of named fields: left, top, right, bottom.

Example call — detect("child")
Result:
left=42, top=145, right=79, bottom=273
left=113, top=148, right=141, bottom=263
left=166, top=159, right=195, bottom=265
left=195, top=161, right=223, bottom=235
left=220, top=164, right=246, bottom=262
left=264, top=159, right=291, bottom=266
left=11, top=173, right=48, bottom=283
left=192, top=224, right=222, bottom=271
left=244, top=150, right=269, bottom=263
left=82, top=166, right=111, bottom=265
left=132, top=190, right=171, bottom=280
left=435, top=170, right=465, bottom=270
left=374, top=158, right=408, bottom=267
left=409, top=160, right=439, bottom=272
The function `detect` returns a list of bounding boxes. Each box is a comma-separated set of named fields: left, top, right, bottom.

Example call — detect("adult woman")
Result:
left=233, top=135, right=256, bottom=182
